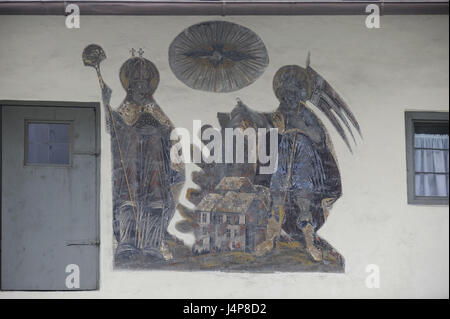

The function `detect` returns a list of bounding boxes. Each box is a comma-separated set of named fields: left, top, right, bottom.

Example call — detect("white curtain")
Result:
left=414, top=133, right=449, bottom=197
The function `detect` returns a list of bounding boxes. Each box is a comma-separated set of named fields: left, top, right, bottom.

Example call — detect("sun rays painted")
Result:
left=169, top=21, right=269, bottom=93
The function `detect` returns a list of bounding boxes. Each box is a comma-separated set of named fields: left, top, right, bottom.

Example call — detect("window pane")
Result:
left=28, top=123, right=49, bottom=143
left=49, top=124, right=69, bottom=143
left=414, top=133, right=449, bottom=198
left=415, top=149, right=449, bottom=173
left=27, top=143, right=49, bottom=164
left=415, top=173, right=449, bottom=197
left=26, top=122, right=70, bottom=165
left=49, top=143, right=70, bottom=164
left=414, top=133, right=449, bottom=149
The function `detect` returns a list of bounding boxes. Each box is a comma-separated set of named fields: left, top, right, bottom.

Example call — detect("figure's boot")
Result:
left=302, top=223, right=322, bottom=262
left=256, top=207, right=284, bottom=256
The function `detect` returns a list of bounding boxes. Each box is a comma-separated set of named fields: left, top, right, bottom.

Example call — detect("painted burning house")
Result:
left=193, top=177, right=270, bottom=254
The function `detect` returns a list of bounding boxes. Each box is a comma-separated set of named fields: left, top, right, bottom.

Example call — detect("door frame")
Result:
left=0, top=100, right=101, bottom=291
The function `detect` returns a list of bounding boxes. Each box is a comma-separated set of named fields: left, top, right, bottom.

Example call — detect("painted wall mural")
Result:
left=82, top=21, right=361, bottom=272
left=83, top=45, right=185, bottom=263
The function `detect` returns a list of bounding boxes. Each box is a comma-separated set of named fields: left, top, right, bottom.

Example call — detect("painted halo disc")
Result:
left=169, top=21, right=269, bottom=93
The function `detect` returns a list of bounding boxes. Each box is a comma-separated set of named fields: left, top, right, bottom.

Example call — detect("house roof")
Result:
left=196, top=191, right=260, bottom=214
left=196, top=193, right=223, bottom=211
left=215, top=191, right=256, bottom=214
left=197, top=176, right=272, bottom=214
left=214, top=176, right=255, bottom=194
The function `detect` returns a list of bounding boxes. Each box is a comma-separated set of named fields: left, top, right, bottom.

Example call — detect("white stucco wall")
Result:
left=0, top=14, right=448, bottom=298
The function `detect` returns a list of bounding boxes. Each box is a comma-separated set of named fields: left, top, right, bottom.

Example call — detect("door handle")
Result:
left=66, top=239, right=100, bottom=246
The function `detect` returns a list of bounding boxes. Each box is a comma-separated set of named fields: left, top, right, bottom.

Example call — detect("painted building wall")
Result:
left=0, top=14, right=448, bottom=298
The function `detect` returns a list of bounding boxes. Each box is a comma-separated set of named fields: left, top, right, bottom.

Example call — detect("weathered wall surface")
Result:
left=0, top=14, right=448, bottom=298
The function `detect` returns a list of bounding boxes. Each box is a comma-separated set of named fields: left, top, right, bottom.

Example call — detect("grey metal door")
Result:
left=1, top=104, right=99, bottom=290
